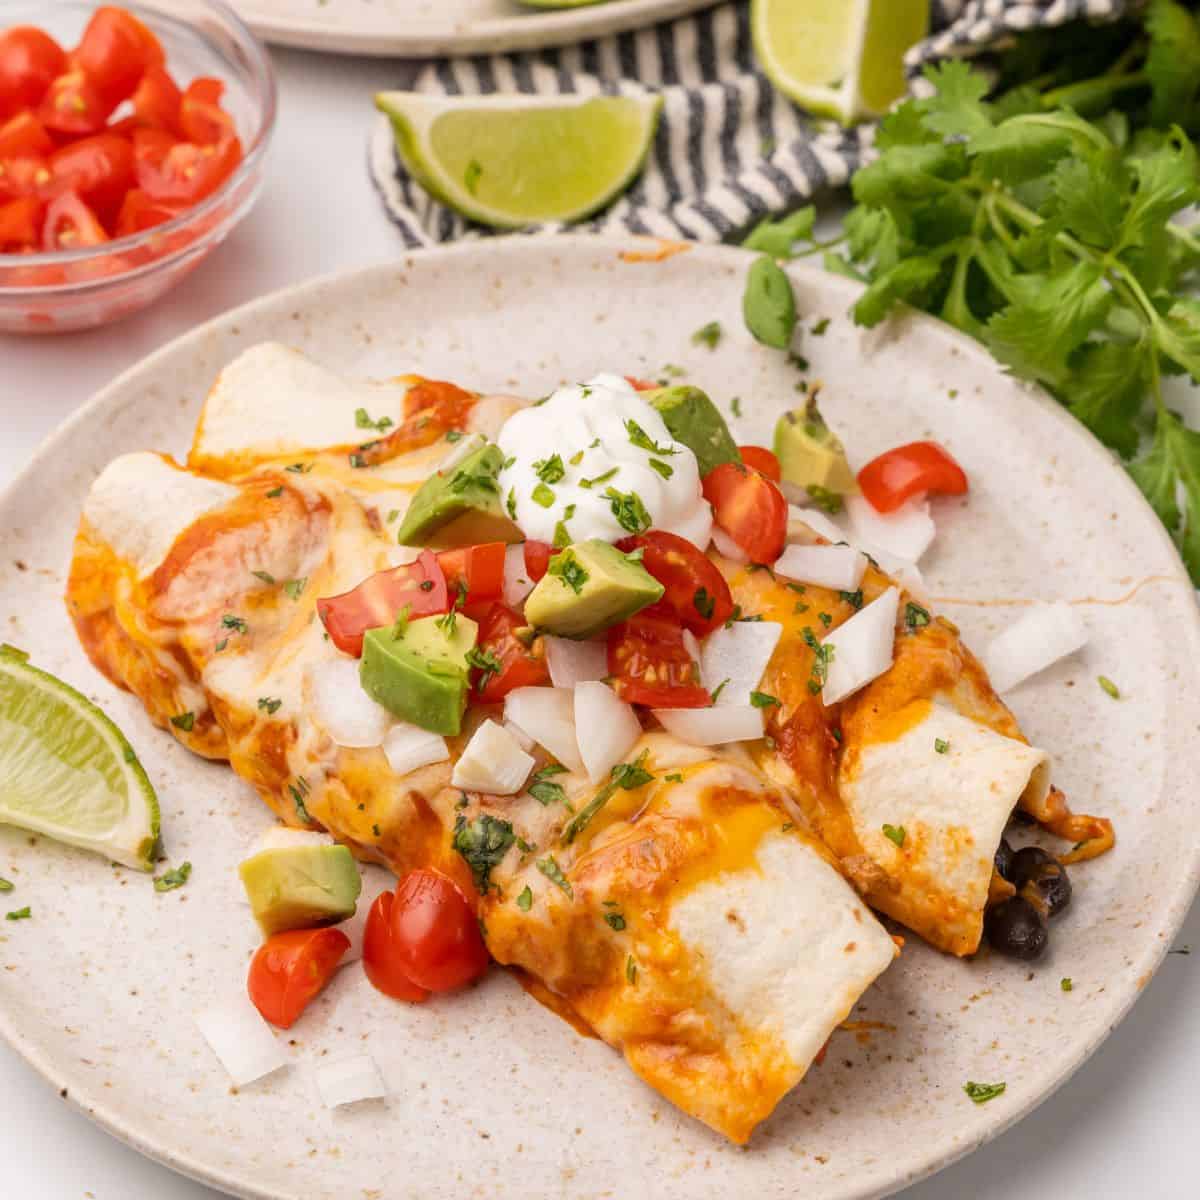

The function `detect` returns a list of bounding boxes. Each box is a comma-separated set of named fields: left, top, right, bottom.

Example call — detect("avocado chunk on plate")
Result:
left=395, top=442, right=522, bottom=548
left=360, top=612, right=479, bottom=736
left=239, top=843, right=362, bottom=936
left=524, top=539, right=663, bottom=638
left=644, top=385, right=741, bottom=477
left=773, top=395, right=856, bottom=499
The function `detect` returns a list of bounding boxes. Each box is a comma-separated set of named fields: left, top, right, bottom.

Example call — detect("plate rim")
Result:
left=235, top=0, right=722, bottom=58
left=1, top=232, right=1198, bottom=1200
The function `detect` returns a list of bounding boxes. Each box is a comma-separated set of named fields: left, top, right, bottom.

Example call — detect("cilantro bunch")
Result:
left=751, top=0, right=1200, bottom=580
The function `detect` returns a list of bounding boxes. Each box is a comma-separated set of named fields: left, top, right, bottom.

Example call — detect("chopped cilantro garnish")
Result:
left=905, top=602, right=931, bottom=631
left=964, top=1081, right=1006, bottom=1105
left=1061, top=977, right=1073, bottom=992
left=626, top=419, right=678, bottom=456
left=445, top=429, right=463, bottom=443
left=533, top=454, right=565, bottom=485
left=811, top=317, right=830, bottom=336
left=561, top=751, right=654, bottom=844
left=709, top=678, right=730, bottom=703
left=170, top=711, right=195, bottom=732
left=1098, top=675, right=1121, bottom=699
left=838, top=589, right=864, bottom=610
left=516, top=885, right=533, bottom=911
left=289, top=776, right=311, bottom=824
left=604, top=911, right=627, bottom=931
left=569, top=449, right=584, bottom=465
left=266, top=485, right=284, bottom=498
left=531, top=482, right=556, bottom=508
left=0, top=878, right=11, bottom=892
left=283, top=577, right=307, bottom=601
left=221, top=614, right=248, bottom=635
left=536, top=856, right=573, bottom=899
left=506, top=488, right=517, bottom=520
left=882, top=823, right=906, bottom=847
left=934, top=737, right=950, bottom=754
left=452, top=814, right=515, bottom=894
left=750, top=691, right=781, bottom=708
left=818, top=611, right=832, bottom=627
left=284, top=462, right=312, bottom=474
left=806, top=485, right=844, bottom=514
left=258, top=697, right=282, bottom=715
left=801, top=627, right=835, bottom=694
left=664, top=772, right=683, bottom=783
left=528, top=763, right=568, bottom=806
left=466, top=646, right=503, bottom=692
left=348, top=453, right=368, bottom=469
left=604, top=486, right=652, bottom=534
left=251, top=570, right=275, bottom=585
left=730, top=396, right=742, bottom=418
left=580, top=466, right=619, bottom=489
left=692, top=320, right=722, bottom=349
left=355, top=407, right=394, bottom=433
left=693, top=587, right=715, bottom=621
left=649, top=458, right=674, bottom=479
left=5, top=906, right=31, bottom=921
left=626, top=955, right=638, bottom=984
left=548, top=548, right=589, bottom=595
left=154, top=862, right=191, bottom=893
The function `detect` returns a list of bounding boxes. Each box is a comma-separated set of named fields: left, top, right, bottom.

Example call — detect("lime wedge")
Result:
left=375, top=91, right=662, bottom=229
left=752, top=0, right=929, bottom=124
left=0, top=645, right=159, bottom=871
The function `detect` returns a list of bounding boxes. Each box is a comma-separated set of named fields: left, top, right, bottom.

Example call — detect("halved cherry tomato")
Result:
left=316, top=548, right=449, bottom=658
left=0, top=111, right=52, bottom=159
left=523, top=539, right=552, bottom=583
left=702, top=461, right=788, bottom=564
left=362, top=891, right=429, bottom=1003
left=72, top=6, right=164, bottom=106
left=49, top=133, right=134, bottom=224
left=616, top=530, right=733, bottom=636
left=607, top=611, right=711, bottom=708
left=131, top=65, right=181, bottom=133
left=738, top=444, right=782, bottom=483
left=42, top=189, right=108, bottom=251
left=0, top=28, right=66, bottom=117
left=435, top=542, right=505, bottom=621
left=0, top=195, right=43, bottom=250
left=856, top=441, right=968, bottom=513
left=247, top=927, right=350, bottom=1029
left=625, top=376, right=658, bottom=392
left=390, top=869, right=489, bottom=993
left=114, top=186, right=178, bottom=236
left=0, top=154, right=49, bottom=201
left=133, top=127, right=242, bottom=204
left=37, top=70, right=116, bottom=136
left=470, top=602, right=550, bottom=703
left=178, top=76, right=233, bottom=145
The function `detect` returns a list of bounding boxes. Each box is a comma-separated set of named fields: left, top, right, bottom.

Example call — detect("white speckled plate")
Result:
left=230, top=0, right=718, bottom=57
left=0, top=236, right=1197, bottom=1200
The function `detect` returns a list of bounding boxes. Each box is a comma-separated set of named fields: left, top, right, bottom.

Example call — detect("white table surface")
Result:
left=1, top=44, right=1196, bottom=1200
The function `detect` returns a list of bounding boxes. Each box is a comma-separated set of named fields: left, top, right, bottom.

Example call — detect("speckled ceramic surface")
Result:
left=0, top=236, right=1197, bottom=1200
left=231, top=0, right=718, bottom=57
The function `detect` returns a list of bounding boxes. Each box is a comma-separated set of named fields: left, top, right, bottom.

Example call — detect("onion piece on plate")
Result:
left=821, top=587, right=900, bottom=705
left=574, top=681, right=642, bottom=782
left=982, top=603, right=1088, bottom=694
left=775, top=544, right=867, bottom=591
left=786, top=505, right=846, bottom=545
left=341, top=865, right=396, bottom=965
left=250, top=827, right=335, bottom=857
left=304, top=658, right=392, bottom=749
left=313, top=1053, right=386, bottom=1108
left=545, top=636, right=609, bottom=689
left=382, top=722, right=449, bottom=776
left=845, top=493, right=936, bottom=563
left=710, top=526, right=749, bottom=564
left=700, top=621, right=783, bottom=705
left=654, top=705, right=764, bottom=746
left=502, top=544, right=534, bottom=608
left=452, top=719, right=535, bottom=794
left=194, top=994, right=289, bottom=1086
left=504, top=687, right=584, bottom=772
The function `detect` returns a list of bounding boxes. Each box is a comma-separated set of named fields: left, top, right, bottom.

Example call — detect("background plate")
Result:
left=0, top=236, right=1197, bottom=1200
left=229, top=0, right=720, bottom=57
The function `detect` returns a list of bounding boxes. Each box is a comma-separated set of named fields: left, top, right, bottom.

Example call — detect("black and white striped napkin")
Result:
left=368, top=0, right=1131, bottom=248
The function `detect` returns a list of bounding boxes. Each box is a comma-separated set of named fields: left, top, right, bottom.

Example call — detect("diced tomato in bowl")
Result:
left=0, top=1, right=275, bottom=334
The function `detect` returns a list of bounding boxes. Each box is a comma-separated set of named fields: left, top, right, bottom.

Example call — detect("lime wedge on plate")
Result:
left=375, top=91, right=662, bottom=229
left=0, top=645, right=159, bottom=871
left=752, top=0, right=929, bottom=123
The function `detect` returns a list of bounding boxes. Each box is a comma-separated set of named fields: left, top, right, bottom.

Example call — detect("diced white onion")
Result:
left=503, top=719, right=535, bottom=752
left=194, top=994, right=289, bottom=1085
left=701, top=621, right=783, bottom=706
left=436, top=431, right=486, bottom=474
left=504, top=687, right=584, bottom=772
left=304, top=659, right=392, bottom=749
left=822, top=587, right=900, bottom=705
left=249, top=827, right=335, bottom=858
left=313, top=1054, right=386, bottom=1108
left=545, top=636, right=609, bottom=689
left=845, top=494, right=936, bottom=564
left=982, top=603, right=1088, bottom=694
left=710, top=526, right=749, bottom=564
left=653, top=705, right=764, bottom=745
left=574, top=681, right=643, bottom=782
left=452, top=718, right=535, bottom=794
left=775, top=544, right=867, bottom=591
left=502, top=544, right=535, bottom=608
left=341, top=866, right=395, bottom=965
left=786, top=506, right=846, bottom=545
left=382, top=722, right=450, bottom=776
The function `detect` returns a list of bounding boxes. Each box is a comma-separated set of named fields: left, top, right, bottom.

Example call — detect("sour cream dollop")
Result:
left=496, top=374, right=713, bottom=548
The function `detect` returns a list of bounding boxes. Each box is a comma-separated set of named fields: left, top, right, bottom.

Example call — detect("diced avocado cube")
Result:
left=359, top=612, right=479, bottom=736
left=524, top=540, right=663, bottom=639
left=239, top=844, right=362, bottom=936
left=395, top=443, right=522, bottom=548
left=644, top=385, right=741, bottom=477
left=773, top=396, right=856, bottom=498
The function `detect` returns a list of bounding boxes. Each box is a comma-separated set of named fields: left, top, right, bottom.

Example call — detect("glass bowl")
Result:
left=0, top=0, right=276, bottom=334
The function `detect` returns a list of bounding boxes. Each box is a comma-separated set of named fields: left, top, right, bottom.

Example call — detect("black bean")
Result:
left=985, top=896, right=1049, bottom=960
left=994, top=837, right=1015, bottom=882
left=1010, top=846, right=1072, bottom=917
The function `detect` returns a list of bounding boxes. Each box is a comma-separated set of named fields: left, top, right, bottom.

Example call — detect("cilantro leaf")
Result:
left=742, top=206, right=815, bottom=259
